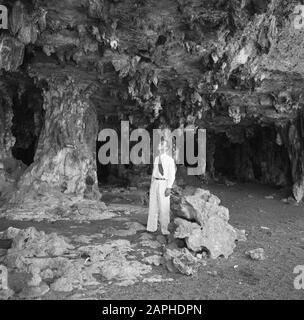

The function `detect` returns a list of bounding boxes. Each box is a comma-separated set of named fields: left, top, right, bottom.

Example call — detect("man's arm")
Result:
left=151, top=156, right=158, bottom=183
left=166, top=157, right=176, bottom=190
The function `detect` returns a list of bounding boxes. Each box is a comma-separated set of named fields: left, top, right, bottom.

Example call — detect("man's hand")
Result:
left=165, top=188, right=172, bottom=197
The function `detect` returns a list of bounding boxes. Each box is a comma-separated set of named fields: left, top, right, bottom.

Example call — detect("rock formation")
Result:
left=172, top=187, right=240, bottom=259
left=17, top=78, right=99, bottom=196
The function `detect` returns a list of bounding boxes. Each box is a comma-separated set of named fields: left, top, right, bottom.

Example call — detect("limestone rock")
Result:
left=0, top=103, right=15, bottom=162
left=0, top=288, right=15, bottom=300
left=156, top=235, right=167, bottom=245
left=173, top=188, right=229, bottom=225
left=78, top=239, right=152, bottom=284
left=19, top=282, right=50, bottom=299
left=15, top=79, right=100, bottom=198
left=246, top=248, right=266, bottom=261
left=4, top=227, right=74, bottom=271
left=27, top=266, right=42, bottom=287
left=235, top=228, right=247, bottom=242
left=172, top=188, right=238, bottom=259
left=174, top=218, right=204, bottom=252
left=100, top=258, right=152, bottom=281
left=174, top=218, right=201, bottom=239
left=140, top=239, right=162, bottom=249
left=142, top=255, right=162, bottom=266
left=293, top=177, right=304, bottom=203
left=1, top=189, right=111, bottom=222
left=0, top=227, right=155, bottom=294
left=139, top=233, right=155, bottom=241
left=50, top=277, right=74, bottom=292
left=195, top=216, right=237, bottom=259
left=40, top=269, right=54, bottom=279
left=0, top=36, right=25, bottom=71
left=0, top=227, right=21, bottom=240
left=78, top=239, right=133, bottom=263
left=116, top=280, right=136, bottom=287
left=164, top=248, right=201, bottom=276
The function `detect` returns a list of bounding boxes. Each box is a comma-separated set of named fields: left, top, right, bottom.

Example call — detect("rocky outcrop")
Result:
left=16, top=78, right=99, bottom=196
left=0, top=76, right=104, bottom=219
left=172, top=188, right=239, bottom=259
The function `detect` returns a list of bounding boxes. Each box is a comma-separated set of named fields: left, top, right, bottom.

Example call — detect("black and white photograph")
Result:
left=0, top=0, right=303, bottom=309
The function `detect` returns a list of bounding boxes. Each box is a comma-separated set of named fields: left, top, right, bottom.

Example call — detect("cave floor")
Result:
left=1, top=182, right=304, bottom=300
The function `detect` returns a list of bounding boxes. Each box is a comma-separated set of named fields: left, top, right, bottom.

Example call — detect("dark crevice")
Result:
left=212, top=125, right=293, bottom=187
left=11, top=82, right=44, bottom=166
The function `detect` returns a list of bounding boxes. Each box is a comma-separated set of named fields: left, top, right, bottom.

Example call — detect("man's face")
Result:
left=158, top=141, right=168, bottom=154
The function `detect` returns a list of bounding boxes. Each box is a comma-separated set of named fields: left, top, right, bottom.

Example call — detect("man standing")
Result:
left=147, top=140, right=176, bottom=235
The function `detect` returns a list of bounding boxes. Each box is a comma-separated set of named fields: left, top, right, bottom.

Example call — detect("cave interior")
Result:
left=0, top=0, right=304, bottom=202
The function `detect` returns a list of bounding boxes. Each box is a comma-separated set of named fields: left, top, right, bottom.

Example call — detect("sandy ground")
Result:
left=1, top=182, right=304, bottom=300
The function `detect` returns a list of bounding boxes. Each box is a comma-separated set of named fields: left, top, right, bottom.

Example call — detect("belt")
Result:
left=154, top=177, right=166, bottom=180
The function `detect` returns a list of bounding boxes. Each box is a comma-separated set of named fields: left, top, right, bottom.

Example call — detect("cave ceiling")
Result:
left=0, top=0, right=304, bottom=132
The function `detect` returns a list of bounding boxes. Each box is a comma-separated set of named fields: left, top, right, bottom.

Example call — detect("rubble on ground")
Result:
left=246, top=248, right=266, bottom=261
left=0, top=227, right=156, bottom=298
left=142, top=255, right=163, bottom=266
left=163, top=248, right=203, bottom=276
left=0, top=187, right=250, bottom=299
left=139, top=239, right=162, bottom=249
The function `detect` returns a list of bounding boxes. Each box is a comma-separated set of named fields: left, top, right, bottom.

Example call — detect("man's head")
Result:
left=158, top=139, right=169, bottom=154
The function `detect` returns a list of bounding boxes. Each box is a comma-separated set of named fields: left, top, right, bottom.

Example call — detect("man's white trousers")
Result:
left=147, top=179, right=170, bottom=234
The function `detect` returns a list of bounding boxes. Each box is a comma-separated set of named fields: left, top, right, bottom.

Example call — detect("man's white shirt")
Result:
left=152, top=153, right=176, bottom=189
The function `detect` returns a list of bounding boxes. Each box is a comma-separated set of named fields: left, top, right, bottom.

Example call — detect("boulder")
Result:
left=172, top=188, right=238, bottom=259
left=172, top=188, right=229, bottom=225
